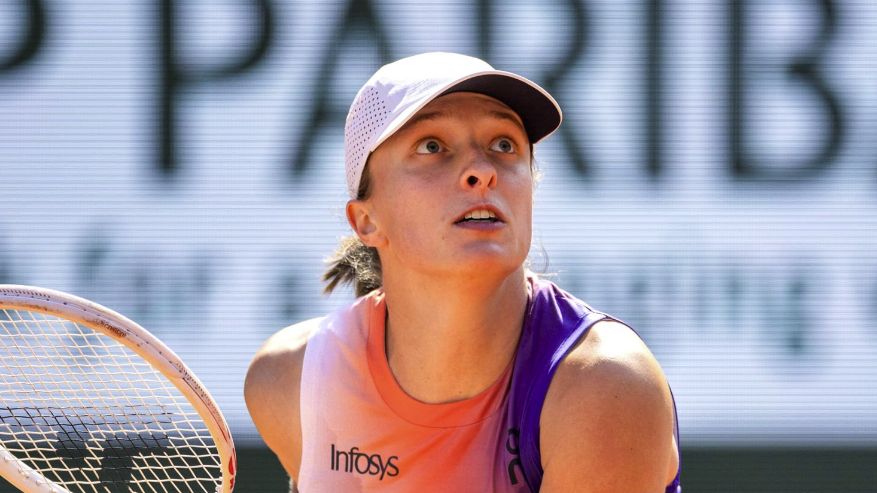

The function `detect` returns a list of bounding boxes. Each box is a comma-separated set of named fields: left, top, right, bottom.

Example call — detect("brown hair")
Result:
left=322, top=145, right=538, bottom=297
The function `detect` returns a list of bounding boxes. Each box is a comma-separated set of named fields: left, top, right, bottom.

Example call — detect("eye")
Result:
left=415, top=139, right=444, bottom=154
left=490, top=138, right=515, bottom=154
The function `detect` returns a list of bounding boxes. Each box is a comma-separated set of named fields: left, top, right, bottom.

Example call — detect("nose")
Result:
left=461, top=146, right=497, bottom=191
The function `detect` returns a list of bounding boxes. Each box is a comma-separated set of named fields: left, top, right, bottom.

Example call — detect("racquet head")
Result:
left=0, top=285, right=236, bottom=493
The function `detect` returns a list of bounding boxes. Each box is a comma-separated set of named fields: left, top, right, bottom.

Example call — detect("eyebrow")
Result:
left=397, top=106, right=528, bottom=139
left=484, top=109, right=527, bottom=137
left=401, top=110, right=446, bottom=132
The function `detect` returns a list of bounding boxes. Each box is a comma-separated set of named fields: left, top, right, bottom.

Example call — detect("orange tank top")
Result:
left=297, top=290, right=527, bottom=492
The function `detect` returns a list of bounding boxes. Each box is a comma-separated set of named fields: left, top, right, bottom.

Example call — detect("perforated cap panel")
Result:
left=345, top=86, right=390, bottom=199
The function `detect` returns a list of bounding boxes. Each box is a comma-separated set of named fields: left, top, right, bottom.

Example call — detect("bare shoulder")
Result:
left=245, top=318, right=321, bottom=399
left=244, top=317, right=323, bottom=481
left=249, top=318, right=321, bottom=372
left=539, top=320, right=677, bottom=493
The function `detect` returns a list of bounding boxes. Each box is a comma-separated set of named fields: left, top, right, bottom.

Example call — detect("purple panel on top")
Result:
left=508, top=278, right=681, bottom=492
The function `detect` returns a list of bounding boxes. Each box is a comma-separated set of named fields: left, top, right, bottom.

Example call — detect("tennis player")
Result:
left=245, top=52, right=681, bottom=493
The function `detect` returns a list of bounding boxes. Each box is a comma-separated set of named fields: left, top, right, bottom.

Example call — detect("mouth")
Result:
left=454, top=207, right=504, bottom=225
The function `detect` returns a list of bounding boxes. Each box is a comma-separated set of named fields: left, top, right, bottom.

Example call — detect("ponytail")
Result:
left=321, top=234, right=383, bottom=297
left=322, top=160, right=382, bottom=297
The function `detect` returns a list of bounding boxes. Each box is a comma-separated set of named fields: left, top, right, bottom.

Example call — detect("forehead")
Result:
left=395, top=92, right=527, bottom=136
left=426, top=91, right=516, bottom=113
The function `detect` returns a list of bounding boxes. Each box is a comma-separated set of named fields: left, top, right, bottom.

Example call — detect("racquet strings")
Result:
left=0, top=308, right=222, bottom=493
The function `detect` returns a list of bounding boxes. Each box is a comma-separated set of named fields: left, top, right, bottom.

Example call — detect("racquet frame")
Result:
left=0, top=285, right=236, bottom=493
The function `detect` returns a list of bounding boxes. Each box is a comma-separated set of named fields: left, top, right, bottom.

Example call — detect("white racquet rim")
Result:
left=0, top=285, right=236, bottom=493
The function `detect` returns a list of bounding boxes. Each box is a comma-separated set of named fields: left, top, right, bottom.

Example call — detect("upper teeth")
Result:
left=464, top=210, right=496, bottom=220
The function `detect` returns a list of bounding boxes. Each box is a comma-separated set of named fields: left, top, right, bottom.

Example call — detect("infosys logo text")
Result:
left=330, top=444, right=399, bottom=480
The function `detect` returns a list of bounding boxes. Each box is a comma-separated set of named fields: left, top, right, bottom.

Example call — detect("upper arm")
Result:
left=244, top=319, right=318, bottom=482
left=539, top=321, right=676, bottom=493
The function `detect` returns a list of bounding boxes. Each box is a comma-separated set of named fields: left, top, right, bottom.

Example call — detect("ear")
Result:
left=346, top=200, right=387, bottom=248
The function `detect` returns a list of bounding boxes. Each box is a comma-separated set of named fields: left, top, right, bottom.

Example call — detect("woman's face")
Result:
left=349, top=92, right=534, bottom=281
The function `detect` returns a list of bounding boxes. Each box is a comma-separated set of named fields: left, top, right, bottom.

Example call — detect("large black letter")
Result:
left=646, top=0, right=664, bottom=178
left=730, top=0, right=843, bottom=181
left=287, top=0, right=391, bottom=179
left=158, top=0, right=275, bottom=177
left=0, top=0, right=46, bottom=72
left=477, top=0, right=591, bottom=177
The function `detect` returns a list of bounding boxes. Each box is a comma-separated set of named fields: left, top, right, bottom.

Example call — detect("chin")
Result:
left=450, top=249, right=527, bottom=279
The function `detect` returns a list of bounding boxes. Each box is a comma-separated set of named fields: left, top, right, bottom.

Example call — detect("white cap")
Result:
left=343, top=52, right=562, bottom=199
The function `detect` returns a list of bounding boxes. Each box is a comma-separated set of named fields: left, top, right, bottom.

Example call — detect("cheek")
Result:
left=519, top=208, right=533, bottom=246
left=508, top=168, right=535, bottom=209
left=510, top=169, right=535, bottom=243
left=375, top=185, right=442, bottom=240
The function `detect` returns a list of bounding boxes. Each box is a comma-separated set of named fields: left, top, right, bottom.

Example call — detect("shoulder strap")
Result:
left=508, top=279, right=606, bottom=492
left=509, top=279, right=681, bottom=492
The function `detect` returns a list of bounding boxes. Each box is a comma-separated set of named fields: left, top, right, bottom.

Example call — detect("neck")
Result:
left=381, top=267, right=530, bottom=404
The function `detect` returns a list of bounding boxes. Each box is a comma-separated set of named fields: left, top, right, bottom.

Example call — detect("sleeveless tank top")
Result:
left=297, top=278, right=681, bottom=492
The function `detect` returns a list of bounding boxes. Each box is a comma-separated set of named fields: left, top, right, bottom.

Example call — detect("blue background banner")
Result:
left=2, top=0, right=877, bottom=453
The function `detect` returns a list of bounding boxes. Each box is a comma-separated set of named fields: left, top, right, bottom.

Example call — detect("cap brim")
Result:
left=371, top=70, right=562, bottom=152
left=440, top=72, right=562, bottom=145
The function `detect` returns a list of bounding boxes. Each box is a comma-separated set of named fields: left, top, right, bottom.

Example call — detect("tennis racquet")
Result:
left=0, top=285, right=236, bottom=493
